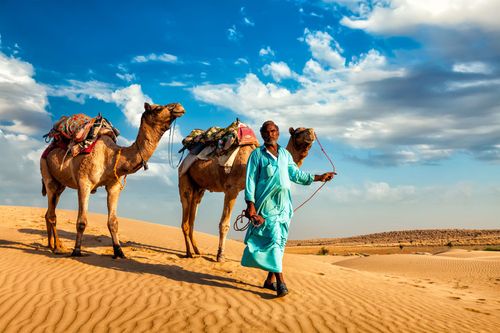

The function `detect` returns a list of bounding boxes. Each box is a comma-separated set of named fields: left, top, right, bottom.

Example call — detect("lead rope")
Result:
left=233, top=133, right=337, bottom=231
left=293, top=133, right=336, bottom=212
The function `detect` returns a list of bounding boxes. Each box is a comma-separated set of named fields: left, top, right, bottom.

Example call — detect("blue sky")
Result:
left=1, top=0, right=499, bottom=239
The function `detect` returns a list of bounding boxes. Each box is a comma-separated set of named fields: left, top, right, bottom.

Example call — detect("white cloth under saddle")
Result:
left=178, top=146, right=241, bottom=177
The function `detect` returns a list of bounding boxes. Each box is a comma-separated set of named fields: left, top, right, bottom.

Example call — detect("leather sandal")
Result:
left=263, top=280, right=277, bottom=291
left=276, top=283, right=289, bottom=297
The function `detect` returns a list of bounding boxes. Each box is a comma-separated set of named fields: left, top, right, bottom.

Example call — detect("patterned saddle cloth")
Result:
left=42, top=113, right=119, bottom=159
left=179, top=119, right=259, bottom=156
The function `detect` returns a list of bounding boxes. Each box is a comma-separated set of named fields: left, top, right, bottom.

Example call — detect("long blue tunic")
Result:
left=241, top=145, right=314, bottom=273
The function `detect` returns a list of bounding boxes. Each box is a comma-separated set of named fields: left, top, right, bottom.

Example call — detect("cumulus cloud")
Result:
left=46, top=80, right=152, bottom=128
left=0, top=52, right=51, bottom=135
left=132, top=53, right=178, bottom=63
left=262, top=61, right=294, bottom=82
left=340, top=0, right=500, bottom=34
left=192, top=27, right=500, bottom=164
left=111, top=84, right=152, bottom=127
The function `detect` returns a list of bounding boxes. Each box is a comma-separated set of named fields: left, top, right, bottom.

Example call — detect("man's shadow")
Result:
left=3, top=230, right=275, bottom=300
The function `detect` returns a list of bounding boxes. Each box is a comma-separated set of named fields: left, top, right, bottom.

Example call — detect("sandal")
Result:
left=263, top=280, right=277, bottom=291
left=276, top=283, right=289, bottom=297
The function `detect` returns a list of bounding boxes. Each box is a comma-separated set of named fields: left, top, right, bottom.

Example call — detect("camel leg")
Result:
left=106, top=182, right=126, bottom=259
left=45, top=187, right=66, bottom=253
left=216, top=191, right=238, bottom=262
left=72, top=183, right=91, bottom=257
left=188, top=188, right=205, bottom=256
left=41, top=158, right=66, bottom=253
left=179, top=174, right=194, bottom=258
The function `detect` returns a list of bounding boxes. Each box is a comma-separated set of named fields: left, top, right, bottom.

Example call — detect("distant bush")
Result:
left=484, top=246, right=500, bottom=251
left=446, top=241, right=453, bottom=247
left=318, top=247, right=329, bottom=255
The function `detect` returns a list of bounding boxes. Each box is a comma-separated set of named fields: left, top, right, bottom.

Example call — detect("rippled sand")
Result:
left=0, top=205, right=498, bottom=332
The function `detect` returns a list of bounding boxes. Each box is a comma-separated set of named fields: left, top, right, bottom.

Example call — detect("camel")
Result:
left=178, top=126, right=315, bottom=262
left=40, top=102, right=185, bottom=258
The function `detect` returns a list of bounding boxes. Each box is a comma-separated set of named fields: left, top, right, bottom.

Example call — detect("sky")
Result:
left=0, top=0, right=499, bottom=240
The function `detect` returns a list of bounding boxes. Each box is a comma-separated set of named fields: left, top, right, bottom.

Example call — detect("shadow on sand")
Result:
left=2, top=230, right=274, bottom=300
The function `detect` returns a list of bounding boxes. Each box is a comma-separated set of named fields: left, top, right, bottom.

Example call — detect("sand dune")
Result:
left=0, top=205, right=498, bottom=332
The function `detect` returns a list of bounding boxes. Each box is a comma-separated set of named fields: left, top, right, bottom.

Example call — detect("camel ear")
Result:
left=144, top=103, right=151, bottom=112
left=289, top=127, right=295, bottom=135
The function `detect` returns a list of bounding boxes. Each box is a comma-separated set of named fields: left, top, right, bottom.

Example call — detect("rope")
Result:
left=233, top=210, right=251, bottom=231
left=293, top=133, right=337, bottom=212
left=114, top=149, right=127, bottom=190
left=233, top=132, right=337, bottom=231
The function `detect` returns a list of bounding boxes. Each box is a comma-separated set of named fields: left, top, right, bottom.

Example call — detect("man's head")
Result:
left=260, top=120, right=279, bottom=146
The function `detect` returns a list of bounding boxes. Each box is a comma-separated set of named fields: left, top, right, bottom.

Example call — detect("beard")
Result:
left=264, top=138, right=277, bottom=145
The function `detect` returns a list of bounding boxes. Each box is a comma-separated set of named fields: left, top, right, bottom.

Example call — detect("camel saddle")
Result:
left=42, top=113, right=120, bottom=159
left=178, top=120, right=259, bottom=176
left=179, top=119, right=259, bottom=156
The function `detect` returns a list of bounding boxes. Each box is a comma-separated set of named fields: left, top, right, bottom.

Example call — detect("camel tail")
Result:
left=41, top=179, right=47, bottom=196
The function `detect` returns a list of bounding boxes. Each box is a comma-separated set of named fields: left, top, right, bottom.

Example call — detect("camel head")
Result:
left=289, top=127, right=315, bottom=153
left=141, top=102, right=185, bottom=132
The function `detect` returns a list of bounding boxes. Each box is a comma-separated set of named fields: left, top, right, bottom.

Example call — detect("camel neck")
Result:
left=286, top=138, right=308, bottom=167
left=118, top=120, right=164, bottom=175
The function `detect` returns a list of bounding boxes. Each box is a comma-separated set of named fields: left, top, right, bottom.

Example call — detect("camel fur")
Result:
left=40, top=102, right=185, bottom=258
left=179, top=126, right=315, bottom=262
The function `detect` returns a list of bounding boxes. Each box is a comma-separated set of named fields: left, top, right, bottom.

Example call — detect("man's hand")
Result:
left=250, top=214, right=265, bottom=226
left=314, top=172, right=335, bottom=182
left=245, top=201, right=265, bottom=226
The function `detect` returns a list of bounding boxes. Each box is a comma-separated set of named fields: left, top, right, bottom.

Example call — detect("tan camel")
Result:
left=179, top=127, right=315, bottom=262
left=40, top=102, right=185, bottom=258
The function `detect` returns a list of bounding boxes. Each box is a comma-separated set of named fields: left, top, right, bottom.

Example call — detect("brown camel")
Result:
left=40, top=102, right=185, bottom=258
left=179, top=127, right=315, bottom=262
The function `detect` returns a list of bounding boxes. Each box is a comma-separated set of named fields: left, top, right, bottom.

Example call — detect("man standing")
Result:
left=242, top=120, right=334, bottom=297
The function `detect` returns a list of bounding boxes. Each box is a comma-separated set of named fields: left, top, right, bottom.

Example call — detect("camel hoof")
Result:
left=53, top=247, right=67, bottom=255
left=216, top=250, right=225, bottom=263
left=71, top=248, right=82, bottom=257
left=112, top=245, right=126, bottom=259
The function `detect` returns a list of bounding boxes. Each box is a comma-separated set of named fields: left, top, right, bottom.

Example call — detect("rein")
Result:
left=233, top=133, right=337, bottom=231
left=167, top=119, right=184, bottom=168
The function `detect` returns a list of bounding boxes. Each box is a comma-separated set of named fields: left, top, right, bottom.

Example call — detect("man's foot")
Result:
left=276, top=283, right=289, bottom=297
left=263, top=280, right=277, bottom=291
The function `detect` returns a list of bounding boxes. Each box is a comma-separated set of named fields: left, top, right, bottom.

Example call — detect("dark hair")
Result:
left=260, top=120, right=279, bottom=133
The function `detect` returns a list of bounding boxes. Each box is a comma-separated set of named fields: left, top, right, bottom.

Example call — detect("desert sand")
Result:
left=0, top=205, right=499, bottom=332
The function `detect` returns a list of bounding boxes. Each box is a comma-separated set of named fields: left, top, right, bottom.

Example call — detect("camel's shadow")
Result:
left=2, top=231, right=274, bottom=300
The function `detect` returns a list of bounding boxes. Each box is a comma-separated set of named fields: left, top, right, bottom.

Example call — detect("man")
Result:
left=241, top=120, right=334, bottom=297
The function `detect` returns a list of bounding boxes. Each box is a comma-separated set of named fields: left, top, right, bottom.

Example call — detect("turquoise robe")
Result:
left=241, top=145, right=314, bottom=273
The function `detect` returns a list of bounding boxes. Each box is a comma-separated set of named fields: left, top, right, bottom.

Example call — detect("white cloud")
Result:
left=116, top=72, right=136, bottom=82
left=303, top=29, right=345, bottom=69
left=227, top=25, right=242, bottom=41
left=191, top=26, right=500, bottom=164
left=160, top=81, right=187, bottom=87
left=132, top=53, right=178, bottom=63
left=340, top=0, right=500, bottom=34
left=111, top=84, right=152, bottom=127
left=259, top=46, right=275, bottom=57
left=243, top=17, right=255, bottom=26
left=235, top=57, right=249, bottom=65
left=452, top=61, right=492, bottom=74
left=47, top=80, right=151, bottom=128
left=0, top=52, right=51, bottom=135
left=262, top=61, right=294, bottom=82
left=46, top=80, right=115, bottom=104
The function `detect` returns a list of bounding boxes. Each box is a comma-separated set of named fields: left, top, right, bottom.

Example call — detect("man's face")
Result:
left=261, top=124, right=279, bottom=145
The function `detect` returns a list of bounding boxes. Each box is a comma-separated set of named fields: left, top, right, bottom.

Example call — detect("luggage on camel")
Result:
left=179, top=119, right=259, bottom=155
left=41, top=113, right=120, bottom=159
left=178, top=119, right=259, bottom=176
